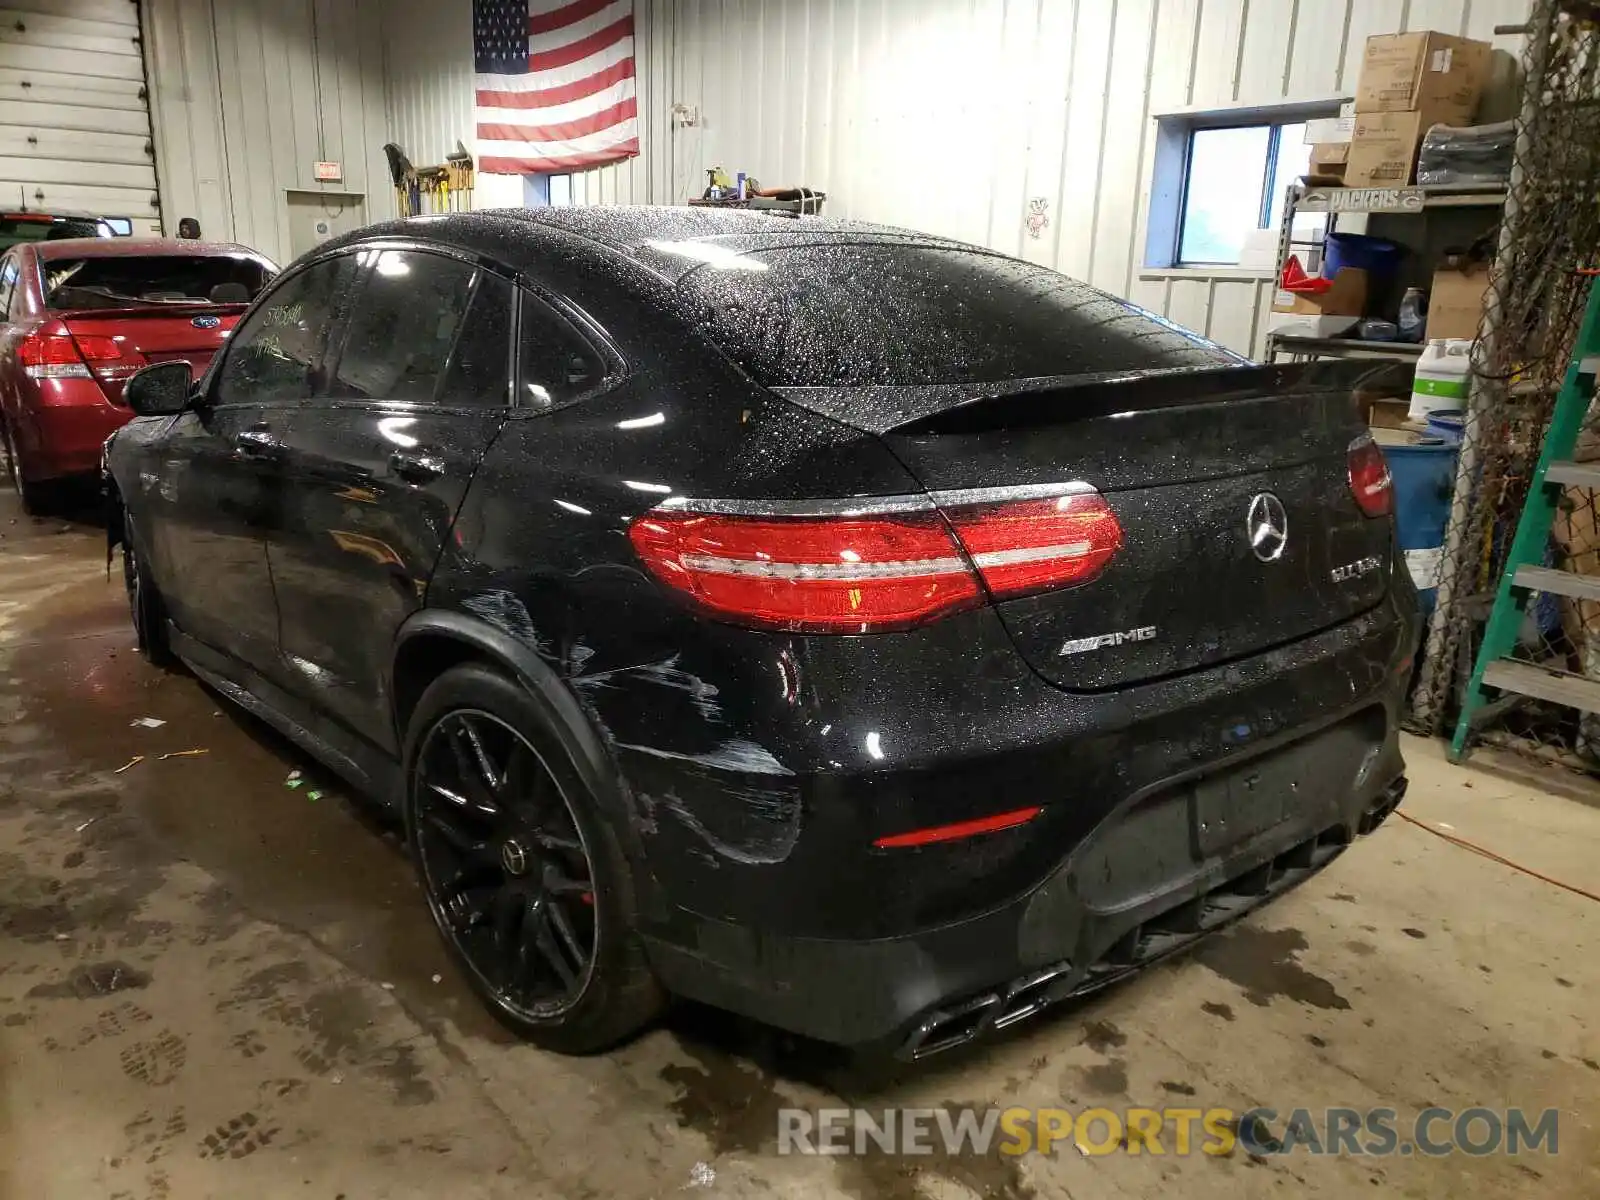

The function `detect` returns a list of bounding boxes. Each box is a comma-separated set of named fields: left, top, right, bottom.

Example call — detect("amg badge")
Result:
left=1059, top=626, right=1158, bottom=657
left=1330, top=555, right=1383, bottom=583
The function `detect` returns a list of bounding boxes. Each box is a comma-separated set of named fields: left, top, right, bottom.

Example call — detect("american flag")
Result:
left=474, top=0, right=639, bottom=175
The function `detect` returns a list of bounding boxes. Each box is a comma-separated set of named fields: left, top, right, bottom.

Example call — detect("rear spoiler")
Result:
left=52, top=302, right=250, bottom=320
left=776, top=360, right=1403, bottom=436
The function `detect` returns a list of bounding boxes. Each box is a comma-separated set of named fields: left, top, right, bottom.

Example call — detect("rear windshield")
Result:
left=43, top=255, right=273, bottom=310
left=1, top=217, right=104, bottom=249
left=677, top=244, right=1242, bottom=387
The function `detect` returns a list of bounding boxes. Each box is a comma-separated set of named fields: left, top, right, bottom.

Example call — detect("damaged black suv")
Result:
left=105, top=208, right=1417, bottom=1056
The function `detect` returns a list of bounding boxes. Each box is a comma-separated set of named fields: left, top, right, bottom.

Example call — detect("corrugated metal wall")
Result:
left=382, top=0, right=676, bottom=210
left=154, top=0, right=1530, bottom=351
left=143, top=0, right=395, bottom=266
left=653, top=0, right=1530, bottom=355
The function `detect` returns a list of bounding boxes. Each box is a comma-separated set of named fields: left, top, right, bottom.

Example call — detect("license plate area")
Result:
left=1192, top=759, right=1300, bottom=857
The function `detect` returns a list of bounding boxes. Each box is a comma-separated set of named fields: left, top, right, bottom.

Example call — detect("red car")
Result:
left=0, top=236, right=276, bottom=511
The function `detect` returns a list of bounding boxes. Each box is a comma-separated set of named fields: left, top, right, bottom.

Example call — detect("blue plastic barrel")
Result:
left=1380, top=441, right=1458, bottom=612
left=1324, top=232, right=1404, bottom=279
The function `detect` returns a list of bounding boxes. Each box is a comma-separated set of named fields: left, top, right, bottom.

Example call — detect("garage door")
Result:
left=0, top=0, right=161, bottom=235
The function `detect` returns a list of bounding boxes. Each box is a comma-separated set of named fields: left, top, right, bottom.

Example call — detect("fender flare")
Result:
left=389, top=609, right=649, bottom=866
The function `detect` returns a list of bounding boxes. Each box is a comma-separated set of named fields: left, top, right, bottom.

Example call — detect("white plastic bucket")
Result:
left=1409, top=338, right=1473, bottom=421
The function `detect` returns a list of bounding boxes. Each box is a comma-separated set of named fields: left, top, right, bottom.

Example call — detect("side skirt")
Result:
left=170, top=626, right=404, bottom=809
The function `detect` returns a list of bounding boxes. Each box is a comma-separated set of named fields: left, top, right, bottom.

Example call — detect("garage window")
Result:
left=1177, top=123, right=1311, bottom=266
left=1144, top=104, right=1337, bottom=271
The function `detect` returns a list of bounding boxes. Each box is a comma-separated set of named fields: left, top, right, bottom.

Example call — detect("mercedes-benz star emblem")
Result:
left=500, top=840, right=530, bottom=877
left=1247, top=493, right=1289, bottom=563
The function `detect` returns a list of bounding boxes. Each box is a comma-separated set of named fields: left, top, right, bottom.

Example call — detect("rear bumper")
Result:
left=619, top=589, right=1419, bottom=1048
left=641, top=717, right=1406, bottom=1051
left=9, top=382, right=130, bottom=480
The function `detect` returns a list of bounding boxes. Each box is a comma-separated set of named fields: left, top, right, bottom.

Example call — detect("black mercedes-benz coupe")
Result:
left=104, top=207, right=1418, bottom=1058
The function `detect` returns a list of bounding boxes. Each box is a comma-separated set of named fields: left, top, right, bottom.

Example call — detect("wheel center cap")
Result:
left=500, top=839, right=532, bottom=877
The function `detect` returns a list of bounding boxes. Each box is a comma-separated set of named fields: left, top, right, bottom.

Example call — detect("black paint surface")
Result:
left=105, top=207, right=1418, bottom=1048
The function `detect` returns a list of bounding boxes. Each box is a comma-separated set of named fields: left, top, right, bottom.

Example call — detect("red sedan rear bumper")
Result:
left=10, top=380, right=133, bottom=481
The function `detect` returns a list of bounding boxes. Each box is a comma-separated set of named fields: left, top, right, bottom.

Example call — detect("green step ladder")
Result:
left=1451, top=270, right=1600, bottom=761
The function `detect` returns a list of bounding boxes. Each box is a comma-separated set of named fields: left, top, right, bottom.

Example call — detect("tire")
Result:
left=402, top=663, right=664, bottom=1052
left=122, top=529, right=175, bottom=666
left=0, top=416, right=51, bottom=517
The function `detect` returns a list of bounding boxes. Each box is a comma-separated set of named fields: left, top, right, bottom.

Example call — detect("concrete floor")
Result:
left=0, top=492, right=1596, bottom=1200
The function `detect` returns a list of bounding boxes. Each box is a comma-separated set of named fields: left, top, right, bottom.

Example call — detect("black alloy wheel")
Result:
left=412, top=708, right=599, bottom=1020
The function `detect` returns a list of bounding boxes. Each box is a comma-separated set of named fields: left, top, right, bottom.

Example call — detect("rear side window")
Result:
left=214, top=255, right=355, bottom=406
left=41, top=255, right=272, bottom=310
left=518, top=293, right=604, bottom=410
left=333, top=250, right=478, bottom=403
left=677, top=244, right=1242, bottom=387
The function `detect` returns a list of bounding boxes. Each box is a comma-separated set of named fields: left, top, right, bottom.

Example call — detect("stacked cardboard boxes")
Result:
left=1303, top=110, right=1354, bottom=184
left=1345, top=32, right=1492, bottom=187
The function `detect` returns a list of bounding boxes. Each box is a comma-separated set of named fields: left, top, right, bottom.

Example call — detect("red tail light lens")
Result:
left=628, top=488, right=1124, bottom=632
left=942, top=492, right=1124, bottom=598
left=19, top=333, right=123, bottom=379
left=1347, top=436, right=1394, bottom=518
left=628, top=509, right=981, bottom=632
left=73, top=335, right=125, bottom=363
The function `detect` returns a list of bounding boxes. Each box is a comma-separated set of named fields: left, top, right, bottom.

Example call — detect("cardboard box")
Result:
left=1345, top=110, right=1430, bottom=187
left=1368, top=399, right=1414, bottom=430
left=1273, top=266, right=1368, bottom=316
left=1354, top=31, right=1491, bottom=123
left=1306, top=142, right=1349, bottom=183
left=1426, top=264, right=1492, bottom=341
left=1304, top=117, right=1355, bottom=144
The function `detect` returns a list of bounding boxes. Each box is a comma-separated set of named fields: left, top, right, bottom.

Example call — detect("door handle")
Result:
left=389, top=449, right=445, bottom=485
left=235, top=426, right=279, bottom=458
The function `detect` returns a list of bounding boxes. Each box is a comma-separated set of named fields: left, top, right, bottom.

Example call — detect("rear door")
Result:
left=269, top=247, right=522, bottom=751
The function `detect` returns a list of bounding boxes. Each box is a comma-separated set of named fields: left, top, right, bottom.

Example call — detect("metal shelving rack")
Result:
left=1265, top=183, right=1507, bottom=363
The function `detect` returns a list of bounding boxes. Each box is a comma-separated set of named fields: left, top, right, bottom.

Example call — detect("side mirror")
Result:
left=124, top=361, right=194, bottom=416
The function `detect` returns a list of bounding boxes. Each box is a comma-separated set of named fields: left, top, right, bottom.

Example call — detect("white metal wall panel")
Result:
left=0, top=0, right=159, bottom=232
left=142, top=0, right=394, bottom=266
left=374, top=0, right=1533, bottom=355
left=644, top=0, right=1530, bottom=356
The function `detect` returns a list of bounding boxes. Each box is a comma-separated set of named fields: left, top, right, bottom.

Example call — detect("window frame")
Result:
left=1143, top=100, right=1342, bottom=275
left=1174, top=120, right=1305, bottom=268
left=256, top=237, right=623, bottom=417
left=510, top=285, right=615, bottom=415
left=321, top=247, right=504, bottom=410
left=207, top=250, right=362, bottom=410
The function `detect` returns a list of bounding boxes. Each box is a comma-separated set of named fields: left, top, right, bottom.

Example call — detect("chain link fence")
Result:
left=1410, top=0, right=1600, bottom=767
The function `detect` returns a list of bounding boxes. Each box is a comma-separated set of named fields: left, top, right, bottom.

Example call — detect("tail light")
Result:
left=627, top=487, right=1124, bottom=633
left=19, top=333, right=125, bottom=380
left=1347, top=435, right=1394, bottom=518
